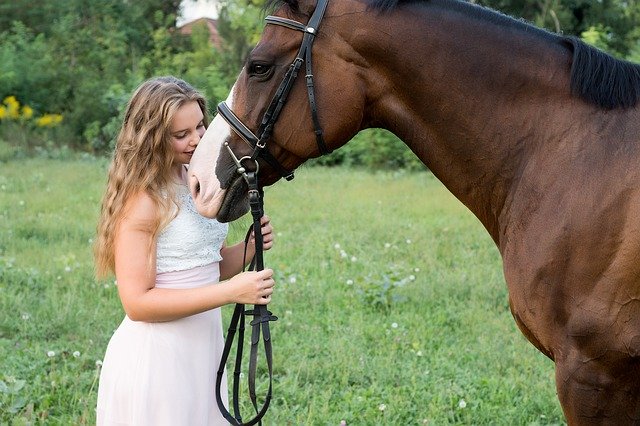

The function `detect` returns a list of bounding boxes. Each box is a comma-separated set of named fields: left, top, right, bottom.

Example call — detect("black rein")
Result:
left=214, top=0, right=331, bottom=425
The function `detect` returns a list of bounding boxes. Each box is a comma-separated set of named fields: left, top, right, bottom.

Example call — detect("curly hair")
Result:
left=94, top=76, right=209, bottom=278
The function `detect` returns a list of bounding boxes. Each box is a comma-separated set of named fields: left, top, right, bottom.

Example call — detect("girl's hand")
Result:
left=226, top=268, right=275, bottom=305
left=250, top=215, right=274, bottom=251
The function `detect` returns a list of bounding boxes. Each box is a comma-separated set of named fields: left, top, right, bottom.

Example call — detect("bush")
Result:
left=311, top=128, right=426, bottom=171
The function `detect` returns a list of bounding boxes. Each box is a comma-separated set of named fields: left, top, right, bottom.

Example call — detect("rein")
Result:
left=215, top=1, right=331, bottom=424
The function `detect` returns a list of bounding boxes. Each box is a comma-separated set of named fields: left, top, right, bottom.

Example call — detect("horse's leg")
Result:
left=555, top=353, right=640, bottom=425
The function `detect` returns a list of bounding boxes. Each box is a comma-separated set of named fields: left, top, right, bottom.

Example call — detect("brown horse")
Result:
left=188, top=0, right=640, bottom=423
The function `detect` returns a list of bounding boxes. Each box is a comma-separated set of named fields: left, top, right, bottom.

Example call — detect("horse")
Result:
left=188, top=0, right=640, bottom=423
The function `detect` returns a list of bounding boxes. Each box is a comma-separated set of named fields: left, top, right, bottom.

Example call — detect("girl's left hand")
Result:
left=251, top=215, right=274, bottom=250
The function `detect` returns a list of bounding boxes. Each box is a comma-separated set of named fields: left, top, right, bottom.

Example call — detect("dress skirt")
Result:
left=96, top=263, right=229, bottom=425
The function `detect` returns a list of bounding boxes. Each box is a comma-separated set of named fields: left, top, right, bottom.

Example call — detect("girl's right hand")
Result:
left=226, top=268, right=275, bottom=305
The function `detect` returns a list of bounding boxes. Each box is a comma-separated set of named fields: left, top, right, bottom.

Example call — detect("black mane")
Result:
left=265, top=0, right=640, bottom=110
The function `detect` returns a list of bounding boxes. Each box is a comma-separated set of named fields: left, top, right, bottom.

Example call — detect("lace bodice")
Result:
left=156, top=185, right=228, bottom=273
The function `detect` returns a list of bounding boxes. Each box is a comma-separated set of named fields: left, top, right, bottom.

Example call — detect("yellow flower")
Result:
left=3, top=96, right=20, bottom=119
left=3, top=96, right=18, bottom=106
left=36, top=113, right=64, bottom=127
left=21, top=105, right=33, bottom=119
left=0, top=106, right=6, bottom=120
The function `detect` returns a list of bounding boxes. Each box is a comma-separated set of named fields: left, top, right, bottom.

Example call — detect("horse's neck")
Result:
left=357, top=1, right=573, bottom=242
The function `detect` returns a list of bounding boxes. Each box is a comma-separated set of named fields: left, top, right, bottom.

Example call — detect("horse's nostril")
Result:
left=195, top=182, right=200, bottom=194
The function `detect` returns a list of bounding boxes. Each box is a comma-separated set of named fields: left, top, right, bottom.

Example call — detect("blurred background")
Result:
left=0, top=0, right=638, bottom=169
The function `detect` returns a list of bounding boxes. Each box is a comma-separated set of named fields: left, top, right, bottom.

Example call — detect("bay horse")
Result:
left=188, top=0, right=640, bottom=423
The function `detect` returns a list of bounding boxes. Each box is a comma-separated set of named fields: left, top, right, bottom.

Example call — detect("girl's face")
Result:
left=170, top=101, right=205, bottom=167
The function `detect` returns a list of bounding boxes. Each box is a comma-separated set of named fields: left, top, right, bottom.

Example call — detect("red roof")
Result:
left=178, top=17, right=221, bottom=48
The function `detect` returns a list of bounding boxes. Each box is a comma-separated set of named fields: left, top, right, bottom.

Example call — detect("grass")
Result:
left=0, top=158, right=565, bottom=425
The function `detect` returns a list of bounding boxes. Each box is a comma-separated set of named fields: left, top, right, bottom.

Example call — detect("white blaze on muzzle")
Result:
left=188, top=85, right=236, bottom=218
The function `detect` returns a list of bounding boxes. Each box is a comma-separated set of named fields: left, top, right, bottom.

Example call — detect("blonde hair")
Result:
left=94, top=76, right=209, bottom=279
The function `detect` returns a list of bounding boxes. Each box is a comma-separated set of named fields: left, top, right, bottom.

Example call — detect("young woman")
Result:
left=94, top=76, right=275, bottom=425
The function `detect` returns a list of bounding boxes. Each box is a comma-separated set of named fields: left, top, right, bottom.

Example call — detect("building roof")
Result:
left=178, top=17, right=221, bottom=48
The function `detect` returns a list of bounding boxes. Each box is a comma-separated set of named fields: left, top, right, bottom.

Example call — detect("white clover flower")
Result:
left=406, top=239, right=412, bottom=244
left=21, top=313, right=30, bottom=320
left=414, top=267, right=420, bottom=272
left=416, top=351, right=423, bottom=357
left=350, top=256, right=357, bottom=262
left=73, top=351, right=81, bottom=358
left=384, top=243, right=391, bottom=248
left=65, top=266, right=72, bottom=272
left=378, top=403, right=386, bottom=412
left=340, top=250, right=348, bottom=258
left=458, top=399, right=467, bottom=409
left=19, top=200, right=25, bottom=206
left=289, top=276, right=297, bottom=284
left=346, top=279, right=353, bottom=285
left=409, top=275, right=416, bottom=281
left=391, top=322, right=398, bottom=329
left=88, top=238, right=93, bottom=244
left=334, top=243, right=341, bottom=249
left=56, top=276, right=62, bottom=280
left=340, top=421, right=347, bottom=426
left=95, top=360, right=103, bottom=367
left=47, top=351, right=56, bottom=357
left=285, top=310, right=293, bottom=316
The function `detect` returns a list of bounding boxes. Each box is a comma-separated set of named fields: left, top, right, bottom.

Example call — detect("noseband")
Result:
left=217, top=0, right=331, bottom=183
left=214, top=1, right=331, bottom=425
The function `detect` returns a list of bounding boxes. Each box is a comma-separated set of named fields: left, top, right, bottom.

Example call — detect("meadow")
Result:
left=0, top=157, right=565, bottom=425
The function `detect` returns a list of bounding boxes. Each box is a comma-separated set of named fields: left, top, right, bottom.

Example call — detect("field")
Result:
left=0, top=158, right=565, bottom=424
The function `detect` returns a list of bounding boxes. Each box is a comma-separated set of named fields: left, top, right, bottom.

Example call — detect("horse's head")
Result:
left=189, top=0, right=368, bottom=221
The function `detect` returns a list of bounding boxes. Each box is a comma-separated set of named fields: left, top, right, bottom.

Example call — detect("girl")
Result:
left=94, top=76, right=275, bottom=425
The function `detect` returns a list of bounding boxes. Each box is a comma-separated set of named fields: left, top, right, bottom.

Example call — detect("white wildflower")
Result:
left=384, top=243, right=391, bottom=248
left=47, top=351, right=56, bottom=357
left=95, top=360, right=103, bottom=367
left=346, top=279, right=353, bottom=285
left=391, top=322, right=398, bottom=329
left=350, top=256, right=357, bottom=262
left=378, top=403, right=386, bottom=412
left=406, top=239, right=412, bottom=244
left=289, top=276, right=297, bottom=284
left=73, top=351, right=81, bottom=358
left=458, top=399, right=467, bottom=409
left=21, top=313, right=30, bottom=320
left=334, top=243, right=341, bottom=249
left=409, top=275, right=416, bottom=281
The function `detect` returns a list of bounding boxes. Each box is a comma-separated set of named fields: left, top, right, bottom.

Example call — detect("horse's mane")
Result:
left=265, top=0, right=640, bottom=110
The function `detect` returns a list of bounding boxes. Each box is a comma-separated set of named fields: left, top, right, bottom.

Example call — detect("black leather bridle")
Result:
left=215, top=1, right=331, bottom=425
left=216, top=0, right=331, bottom=184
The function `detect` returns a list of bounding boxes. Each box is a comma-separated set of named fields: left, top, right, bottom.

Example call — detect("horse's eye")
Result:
left=249, top=63, right=272, bottom=77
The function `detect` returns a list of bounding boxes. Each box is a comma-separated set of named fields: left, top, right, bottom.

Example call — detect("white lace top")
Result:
left=156, top=184, right=228, bottom=273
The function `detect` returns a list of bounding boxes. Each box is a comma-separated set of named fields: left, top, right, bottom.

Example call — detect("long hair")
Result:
left=94, top=76, right=209, bottom=279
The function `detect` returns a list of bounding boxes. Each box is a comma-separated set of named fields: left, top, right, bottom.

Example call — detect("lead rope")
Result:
left=215, top=172, right=277, bottom=426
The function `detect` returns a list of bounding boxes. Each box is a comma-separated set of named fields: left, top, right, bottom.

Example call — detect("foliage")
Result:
left=0, top=0, right=639, bottom=164
left=0, top=159, right=565, bottom=424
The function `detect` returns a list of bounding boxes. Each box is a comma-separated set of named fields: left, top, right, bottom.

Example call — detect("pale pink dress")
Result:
left=96, top=184, right=230, bottom=425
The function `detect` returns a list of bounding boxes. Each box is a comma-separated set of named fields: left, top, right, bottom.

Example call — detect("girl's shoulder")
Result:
left=121, top=191, right=156, bottom=230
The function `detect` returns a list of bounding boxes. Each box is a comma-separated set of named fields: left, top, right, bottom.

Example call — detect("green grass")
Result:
left=0, top=158, right=565, bottom=425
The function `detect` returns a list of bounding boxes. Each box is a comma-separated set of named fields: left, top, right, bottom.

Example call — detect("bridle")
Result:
left=214, top=1, right=331, bottom=425
left=216, top=0, right=331, bottom=184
